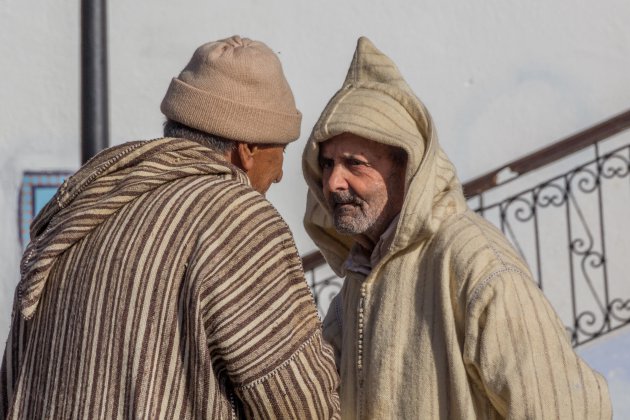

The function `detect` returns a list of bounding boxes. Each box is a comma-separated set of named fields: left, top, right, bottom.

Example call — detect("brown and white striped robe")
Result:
left=1, top=138, right=340, bottom=419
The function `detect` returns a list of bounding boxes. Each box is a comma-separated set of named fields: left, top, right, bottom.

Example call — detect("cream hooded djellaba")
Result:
left=303, top=37, right=611, bottom=419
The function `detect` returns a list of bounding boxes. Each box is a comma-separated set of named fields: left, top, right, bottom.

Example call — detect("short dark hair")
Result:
left=163, top=120, right=236, bottom=154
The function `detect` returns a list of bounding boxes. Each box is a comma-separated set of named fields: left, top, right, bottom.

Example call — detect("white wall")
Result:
left=578, top=327, right=630, bottom=418
left=0, top=0, right=80, bottom=325
left=2, top=0, right=630, bottom=415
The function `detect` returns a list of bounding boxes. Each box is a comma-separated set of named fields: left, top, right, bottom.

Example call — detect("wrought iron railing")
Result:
left=303, top=109, right=630, bottom=347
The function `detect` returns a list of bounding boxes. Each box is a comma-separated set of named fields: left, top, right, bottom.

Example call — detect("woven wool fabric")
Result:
left=1, top=138, right=340, bottom=419
left=303, top=37, right=611, bottom=419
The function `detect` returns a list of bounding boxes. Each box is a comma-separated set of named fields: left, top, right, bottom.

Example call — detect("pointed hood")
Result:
left=18, top=138, right=247, bottom=319
left=303, top=37, right=467, bottom=275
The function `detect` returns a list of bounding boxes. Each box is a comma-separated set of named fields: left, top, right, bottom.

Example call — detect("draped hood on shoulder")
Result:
left=18, top=138, right=248, bottom=319
left=302, top=37, right=468, bottom=276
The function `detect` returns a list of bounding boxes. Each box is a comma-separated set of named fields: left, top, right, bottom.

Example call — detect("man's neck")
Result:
left=350, top=213, right=401, bottom=269
left=353, top=234, right=377, bottom=253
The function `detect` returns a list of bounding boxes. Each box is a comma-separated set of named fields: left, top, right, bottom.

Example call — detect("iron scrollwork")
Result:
left=473, top=144, right=630, bottom=347
left=305, top=144, right=630, bottom=347
left=306, top=270, right=343, bottom=317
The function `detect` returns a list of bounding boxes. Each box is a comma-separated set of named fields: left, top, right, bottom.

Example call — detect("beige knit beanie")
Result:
left=161, top=35, right=302, bottom=144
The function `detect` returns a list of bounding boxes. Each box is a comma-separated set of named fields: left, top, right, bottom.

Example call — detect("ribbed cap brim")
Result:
left=161, top=78, right=302, bottom=144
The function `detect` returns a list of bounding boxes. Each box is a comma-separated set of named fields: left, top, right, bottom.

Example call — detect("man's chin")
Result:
left=333, top=215, right=365, bottom=235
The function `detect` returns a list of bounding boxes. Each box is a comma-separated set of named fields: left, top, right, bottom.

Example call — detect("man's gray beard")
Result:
left=329, top=190, right=374, bottom=235
left=333, top=212, right=371, bottom=235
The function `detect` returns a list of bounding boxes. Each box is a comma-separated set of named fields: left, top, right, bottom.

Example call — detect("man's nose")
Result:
left=274, top=168, right=283, bottom=183
left=326, top=165, right=348, bottom=191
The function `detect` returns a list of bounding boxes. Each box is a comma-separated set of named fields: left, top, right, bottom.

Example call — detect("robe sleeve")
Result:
left=463, top=269, right=612, bottom=419
left=192, top=205, right=340, bottom=419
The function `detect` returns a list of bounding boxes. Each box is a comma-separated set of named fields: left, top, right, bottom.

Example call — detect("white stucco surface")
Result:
left=1, top=0, right=629, bottom=415
left=578, top=326, right=630, bottom=419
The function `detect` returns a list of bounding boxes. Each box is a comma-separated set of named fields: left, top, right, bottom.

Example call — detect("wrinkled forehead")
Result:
left=319, top=132, right=401, bottom=159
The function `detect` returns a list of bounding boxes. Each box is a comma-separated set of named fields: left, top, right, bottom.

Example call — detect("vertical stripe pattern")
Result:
left=1, top=138, right=340, bottom=419
left=305, top=37, right=612, bottom=419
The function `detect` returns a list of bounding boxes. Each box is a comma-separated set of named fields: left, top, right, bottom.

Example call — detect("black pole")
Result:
left=81, top=0, right=109, bottom=164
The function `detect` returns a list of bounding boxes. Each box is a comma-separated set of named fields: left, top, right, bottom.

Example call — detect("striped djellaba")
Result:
left=303, top=37, right=611, bottom=419
left=0, top=138, right=340, bottom=419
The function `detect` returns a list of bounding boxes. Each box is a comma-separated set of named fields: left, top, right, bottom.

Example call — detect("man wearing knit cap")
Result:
left=303, top=37, right=611, bottom=419
left=1, top=35, right=340, bottom=419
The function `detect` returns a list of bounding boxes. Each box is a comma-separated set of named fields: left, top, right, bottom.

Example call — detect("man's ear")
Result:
left=235, top=142, right=258, bottom=172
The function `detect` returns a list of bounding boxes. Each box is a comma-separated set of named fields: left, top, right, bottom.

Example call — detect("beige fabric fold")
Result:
left=303, top=37, right=611, bottom=419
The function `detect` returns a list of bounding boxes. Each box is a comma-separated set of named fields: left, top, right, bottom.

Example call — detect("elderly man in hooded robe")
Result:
left=303, top=37, right=611, bottom=419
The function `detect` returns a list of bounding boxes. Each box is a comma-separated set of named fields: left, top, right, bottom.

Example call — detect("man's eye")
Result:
left=347, top=158, right=365, bottom=167
left=319, top=159, right=333, bottom=169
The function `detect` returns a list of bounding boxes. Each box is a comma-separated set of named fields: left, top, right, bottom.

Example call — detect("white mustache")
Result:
left=330, top=191, right=364, bottom=206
